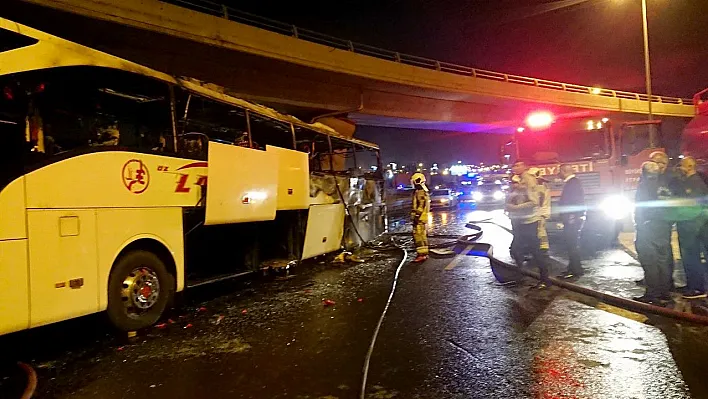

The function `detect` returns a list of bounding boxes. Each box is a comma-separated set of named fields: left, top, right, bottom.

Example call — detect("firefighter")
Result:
left=673, top=156, right=708, bottom=299
left=633, top=160, right=673, bottom=304
left=410, top=172, right=430, bottom=263
left=507, top=162, right=551, bottom=289
left=529, top=167, right=551, bottom=251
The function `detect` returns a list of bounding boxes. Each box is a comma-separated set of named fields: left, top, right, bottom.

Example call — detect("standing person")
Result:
left=557, top=164, right=586, bottom=278
left=633, top=160, right=673, bottom=304
left=507, top=162, right=551, bottom=289
left=507, top=175, right=529, bottom=266
left=674, top=156, right=708, bottom=299
left=651, top=151, right=678, bottom=284
left=410, top=173, right=430, bottom=263
left=529, top=168, right=551, bottom=251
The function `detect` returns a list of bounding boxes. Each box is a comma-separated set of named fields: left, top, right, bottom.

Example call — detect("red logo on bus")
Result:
left=122, top=159, right=150, bottom=194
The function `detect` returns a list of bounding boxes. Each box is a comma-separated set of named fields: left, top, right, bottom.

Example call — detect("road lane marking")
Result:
left=444, top=245, right=474, bottom=270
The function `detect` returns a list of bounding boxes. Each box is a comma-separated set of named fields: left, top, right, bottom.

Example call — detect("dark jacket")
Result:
left=558, top=176, right=585, bottom=222
left=666, top=173, right=708, bottom=223
left=635, top=170, right=675, bottom=224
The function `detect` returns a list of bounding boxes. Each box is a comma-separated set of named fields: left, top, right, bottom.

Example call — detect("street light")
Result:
left=640, top=0, right=657, bottom=145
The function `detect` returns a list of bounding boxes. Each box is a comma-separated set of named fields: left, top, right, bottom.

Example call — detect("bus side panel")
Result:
left=27, top=209, right=99, bottom=328
left=0, top=240, right=30, bottom=334
left=266, top=145, right=310, bottom=211
left=205, top=142, right=278, bottom=225
left=0, top=177, right=27, bottom=240
left=24, top=152, right=204, bottom=209
left=95, top=207, right=184, bottom=311
left=301, top=204, right=345, bottom=260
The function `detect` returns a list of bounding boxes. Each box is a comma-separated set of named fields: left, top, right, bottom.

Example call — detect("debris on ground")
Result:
left=323, top=299, right=336, bottom=307
left=333, top=252, right=351, bottom=264
left=127, top=331, right=137, bottom=338
left=155, top=323, right=167, bottom=329
left=333, top=251, right=367, bottom=264
left=241, top=309, right=248, bottom=315
left=168, top=319, right=175, bottom=324
left=198, top=307, right=207, bottom=313
left=214, top=315, right=225, bottom=325
left=184, top=323, right=193, bottom=329
left=357, top=298, right=364, bottom=303
left=116, top=347, right=125, bottom=352
left=347, top=254, right=366, bottom=263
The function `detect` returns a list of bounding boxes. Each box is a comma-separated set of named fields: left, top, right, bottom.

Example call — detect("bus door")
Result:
left=204, top=141, right=279, bottom=225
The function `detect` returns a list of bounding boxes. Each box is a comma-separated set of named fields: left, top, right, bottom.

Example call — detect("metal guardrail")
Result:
left=160, top=0, right=693, bottom=106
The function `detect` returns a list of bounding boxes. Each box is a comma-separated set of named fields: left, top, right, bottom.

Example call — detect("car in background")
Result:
left=458, top=182, right=507, bottom=208
left=429, top=188, right=458, bottom=209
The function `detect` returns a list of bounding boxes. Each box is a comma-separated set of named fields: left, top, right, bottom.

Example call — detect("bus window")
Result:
left=33, top=67, right=172, bottom=154
left=0, top=77, right=30, bottom=190
left=293, top=125, right=331, bottom=172
left=354, top=144, right=382, bottom=179
left=329, top=137, right=357, bottom=173
left=177, top=92, right=249, bottom=158
left=248, top=113, right=294, bottom=151
left=0, top=67, right=173, bottom=180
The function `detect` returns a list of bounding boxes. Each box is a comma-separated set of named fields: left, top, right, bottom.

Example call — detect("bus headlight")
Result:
left=600, top=195, right=632, bottom=220
left=492, top=191, right=505, bottom=200
left=472, top=192, right=484, bottom=201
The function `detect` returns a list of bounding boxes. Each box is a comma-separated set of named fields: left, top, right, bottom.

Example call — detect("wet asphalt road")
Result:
left=2, top=209, right=708, bottom=398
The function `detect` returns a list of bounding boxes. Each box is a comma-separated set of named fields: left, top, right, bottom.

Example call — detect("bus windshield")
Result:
left=516, top=119, right=610, bottom=163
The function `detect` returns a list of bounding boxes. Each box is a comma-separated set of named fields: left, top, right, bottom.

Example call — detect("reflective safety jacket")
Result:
left=411, top=188, right=430, bottom=224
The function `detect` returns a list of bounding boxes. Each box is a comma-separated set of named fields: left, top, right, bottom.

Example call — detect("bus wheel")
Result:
left=107, top=250, right=174, bottom=332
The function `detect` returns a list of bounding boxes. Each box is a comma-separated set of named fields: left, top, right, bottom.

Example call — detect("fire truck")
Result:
left=503, top=111, right=665, bottom=246
left=681, top=88, right=708, bottom=176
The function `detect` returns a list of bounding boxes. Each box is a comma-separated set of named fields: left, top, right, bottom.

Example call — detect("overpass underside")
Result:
left=2, top=0, right=695, bottom=134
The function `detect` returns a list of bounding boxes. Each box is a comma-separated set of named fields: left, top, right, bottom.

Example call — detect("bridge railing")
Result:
left=161, top=0, right=693, bottom=106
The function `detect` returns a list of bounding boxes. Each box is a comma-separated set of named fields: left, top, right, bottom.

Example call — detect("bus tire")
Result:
left=107, top=250, right=174, bottom=332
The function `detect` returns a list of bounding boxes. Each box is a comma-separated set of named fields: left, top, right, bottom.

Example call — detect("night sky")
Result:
left=224, top=0, right=708, bottom=164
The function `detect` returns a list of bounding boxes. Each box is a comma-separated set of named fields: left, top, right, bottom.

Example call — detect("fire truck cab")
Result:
left=503, top=112, right=665, bottom=248
left=682, top=88, right=708, bottom=177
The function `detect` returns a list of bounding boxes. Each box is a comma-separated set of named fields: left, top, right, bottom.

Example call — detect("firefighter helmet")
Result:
left=411, top=173, right=426, bottom=185
left=411, top=172, right=429, bottom=192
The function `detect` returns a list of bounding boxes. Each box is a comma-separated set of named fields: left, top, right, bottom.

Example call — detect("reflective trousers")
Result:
left=413, top=223, right=429, bottom=256
left=510, top=221, right=550, bottom=282
left=537, top=218, right=549, bottom=251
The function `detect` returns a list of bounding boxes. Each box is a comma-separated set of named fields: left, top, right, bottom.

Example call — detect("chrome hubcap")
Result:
left=121, top=267, right=160, bottom=315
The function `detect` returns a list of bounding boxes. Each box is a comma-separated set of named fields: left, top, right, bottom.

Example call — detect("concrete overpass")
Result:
left=3, top=0, right=696, bottom=134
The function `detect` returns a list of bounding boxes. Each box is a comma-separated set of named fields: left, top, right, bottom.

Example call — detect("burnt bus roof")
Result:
left=0, top=17, right=378, bottom=151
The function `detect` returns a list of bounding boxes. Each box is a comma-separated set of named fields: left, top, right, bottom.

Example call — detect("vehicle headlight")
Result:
left=472, top=192, right=484, bottom=201
left=440, top=198, right=449, bottom=203
left=493, top=191, right=505, bottom=200
left=600, top=195, right=633, bottom=220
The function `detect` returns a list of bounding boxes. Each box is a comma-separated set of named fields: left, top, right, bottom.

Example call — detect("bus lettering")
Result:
left=175, top=174, right=191, bottom=193
left=175, top=174, right=208, bottom=193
